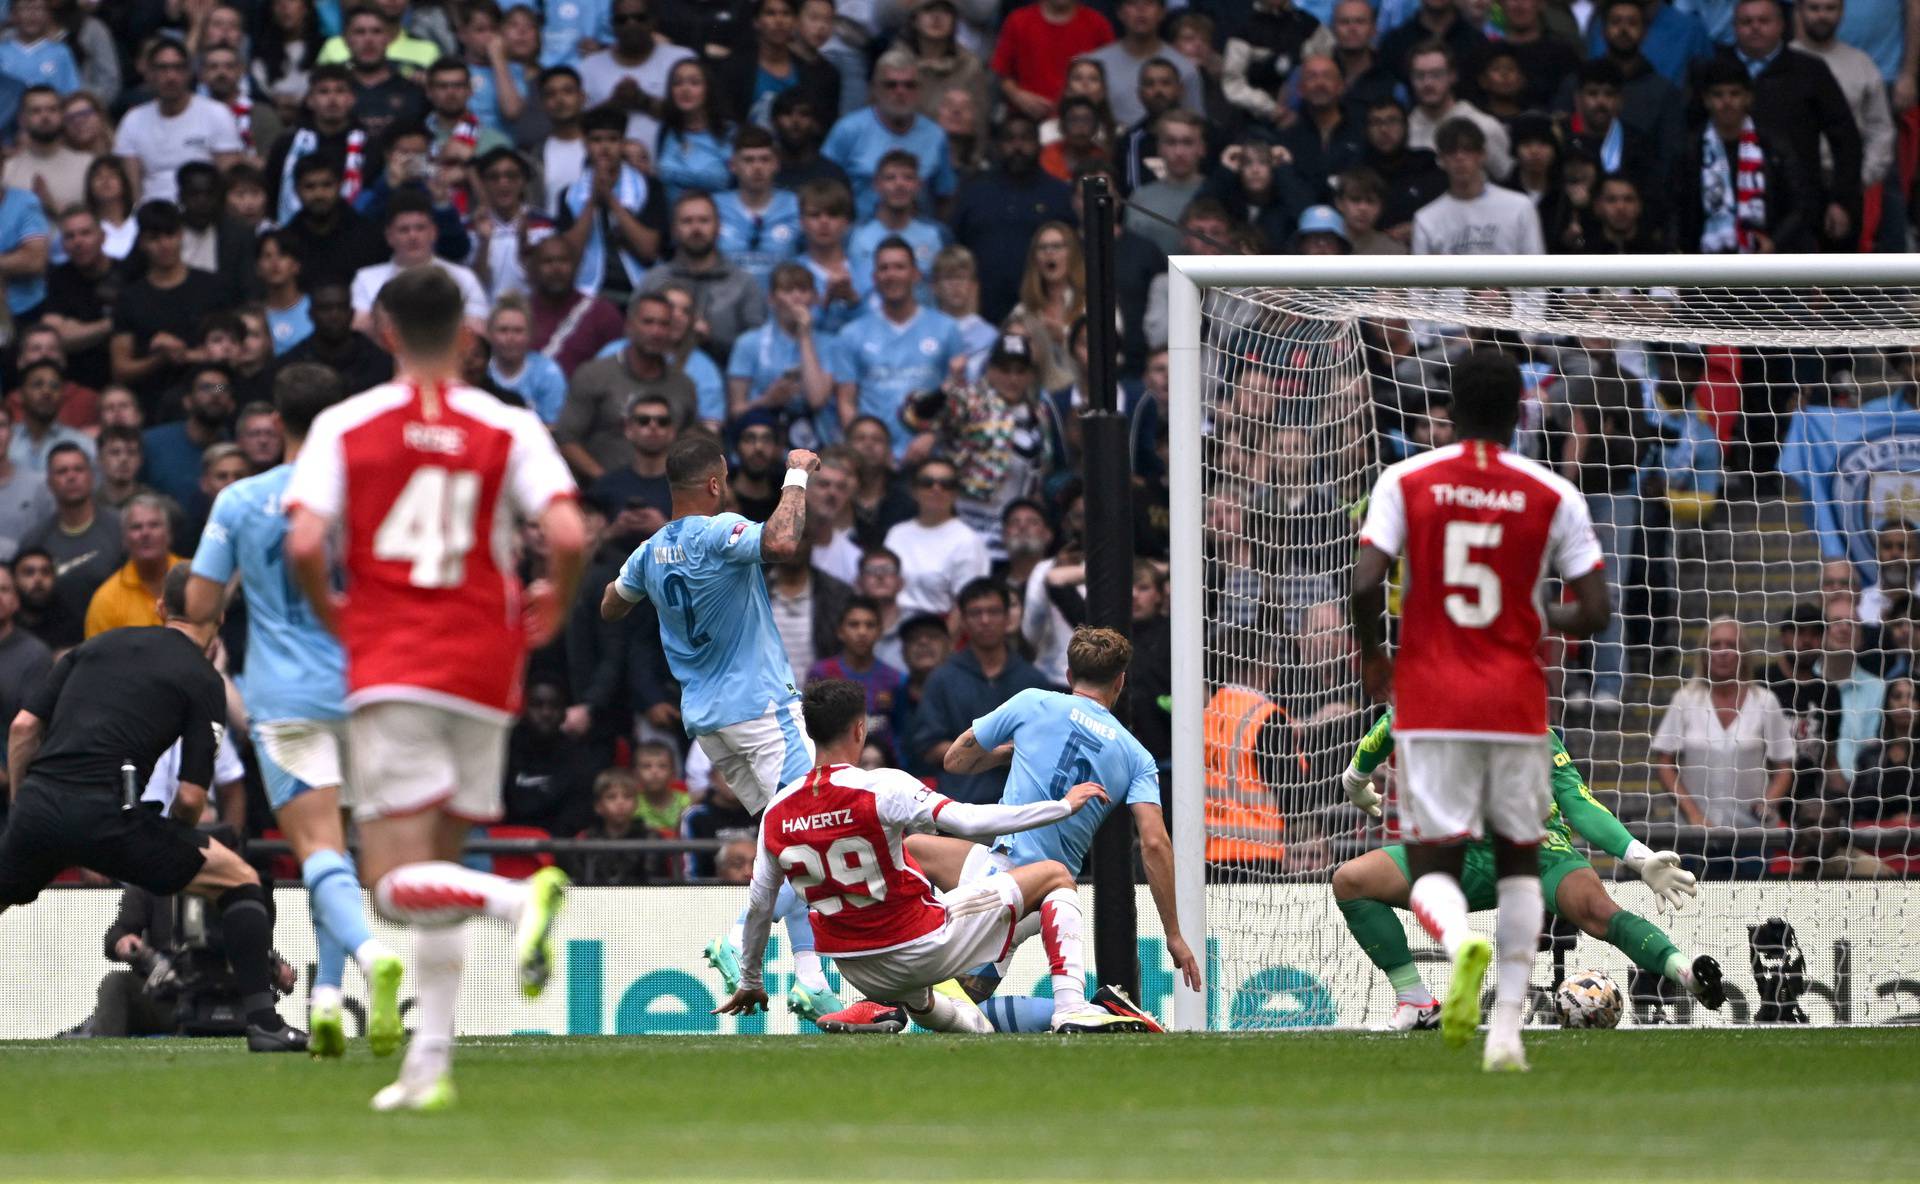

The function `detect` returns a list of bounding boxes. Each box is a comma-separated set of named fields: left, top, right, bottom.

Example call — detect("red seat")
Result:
left=484, top=826, right=555, bottom=880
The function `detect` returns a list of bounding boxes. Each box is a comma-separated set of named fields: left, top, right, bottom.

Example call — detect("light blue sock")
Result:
left=777, top=882, right=814, bottom=952
left=982, top=995, right=1057, bottom=1033
left=302, top=849, right=372, bottom=991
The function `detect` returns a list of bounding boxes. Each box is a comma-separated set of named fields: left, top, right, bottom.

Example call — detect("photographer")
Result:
left=67, top=868, right=297, bottom=1039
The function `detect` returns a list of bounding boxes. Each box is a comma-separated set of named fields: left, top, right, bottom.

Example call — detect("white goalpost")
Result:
left=1167, top=254, right=1920, bottom=1032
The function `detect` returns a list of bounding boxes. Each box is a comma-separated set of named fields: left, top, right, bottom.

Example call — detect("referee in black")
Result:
left=0, top=565, right=305, bottom=1051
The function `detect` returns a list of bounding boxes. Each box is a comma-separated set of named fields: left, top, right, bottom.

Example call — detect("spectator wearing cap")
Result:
left=1276, top=57, right=1365, bottom=199
left=1579, top=0, right=1690, bottom=160
left=559, top=293, right=698, bottom=482
left=833, top=237, right=965, bottom=456
left=1793, top=0, right=1900, bottom=251
left=110, top=202, right=229, bottom=408
left=1405, top=43, right=1511, bottom=180
left=823, top=48, right=957, bottom=220
left=989, top=0, right=1117, bottom=123
left=946, top=114, right=1073, bottom=325
left=467, top=146, right=556, bottom=302
left=1704, top=0, right=1861, bottom=251
left=1357, top=97, right=1446, bottom=243
left=636, top=191, right=769, bottom=364
left=901, top=333, right=1064, bottom=558
left=1293, top=205, right=1350, bottom=254
left=726, top=261, right=843, bottom=443
left=1380, top=0, right=1486, bottom=85
left=1413, top=118, right=1544, bottom=255
left=908, top=576, right=1052, bottom=799
left=1673, top=58, right=1815, bottom=254
left=112, top=40, right=244, bottom=205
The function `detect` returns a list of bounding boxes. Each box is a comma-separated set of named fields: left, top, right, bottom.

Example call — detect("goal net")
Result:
left=1166, top=256, right=1920, bottom=1031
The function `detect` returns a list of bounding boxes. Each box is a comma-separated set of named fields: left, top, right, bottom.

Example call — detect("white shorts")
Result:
left=696, top=701, right=815, bottom=814
left=347, top=700, right=510, bottom=823
left=1397, top=735, right=1552, bottom=844
left=832, top=875, right=1024, bottom=1010
left=253, top=718, right=348, bottom=811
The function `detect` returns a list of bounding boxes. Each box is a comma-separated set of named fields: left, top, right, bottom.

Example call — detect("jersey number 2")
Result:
left=661, top=574, right=710, bottom=646
left=1442, top=521, right=1502, bottom=628
left=375, top=467, right=481, bottom=589
left=779, top=837, right=886, bottom=915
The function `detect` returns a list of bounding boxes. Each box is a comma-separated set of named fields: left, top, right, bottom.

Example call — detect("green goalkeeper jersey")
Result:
left=1347, top=709, right=1636, bottom=860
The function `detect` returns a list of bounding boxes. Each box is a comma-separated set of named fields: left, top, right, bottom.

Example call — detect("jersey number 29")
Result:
left=1442, top=521, right=1502, bottom=629
left=779, top=837, right=886, bottom=914
left=375, top=467, right=481, bottom=589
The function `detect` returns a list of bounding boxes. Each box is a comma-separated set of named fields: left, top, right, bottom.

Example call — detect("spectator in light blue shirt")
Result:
left=0, top=184, right=48, bottom=316
left=488, top=297, right=569, bottom=423
left=656, top=58, right=736, bottom=203
left=795, top=176, right=865, bottom=334
left=506, top=0, right=612, bottom=68
left=257, top=230, right=313, bottom=355
left=727, top=262, right=844, bottom=447
left=847, top=149, right=948, bottom=306
left=833, top=237, right=964, bottom=457
left=713, top=126, right=801, bottom=289
left=457, top=2, right=530, bottom=132
left=0, top=0, right=80, bottom=96
left=821, top=49, right=956, bottom=219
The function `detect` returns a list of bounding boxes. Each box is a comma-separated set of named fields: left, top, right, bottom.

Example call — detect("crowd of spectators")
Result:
left=0, top=0, right=1908, bottom=886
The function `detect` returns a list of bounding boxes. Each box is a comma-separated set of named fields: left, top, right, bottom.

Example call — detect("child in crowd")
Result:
left=566, top=771, right=651, bottom=887
left=807, top=597, right=908, bottom=756
left=632, top=741, right=692, bottom=838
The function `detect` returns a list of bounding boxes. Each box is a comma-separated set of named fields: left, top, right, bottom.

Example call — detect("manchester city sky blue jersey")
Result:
left=190, top=465, right=346, bottom=723
left=971, top=688, right=1162, bottom=874
left=615, top=512, right=799, bottom=735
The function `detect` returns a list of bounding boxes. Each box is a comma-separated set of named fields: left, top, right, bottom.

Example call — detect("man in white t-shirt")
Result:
left=112, top=40, right=244, bottom=204
left=883, top=456, right=991, bottom=618
left=1412, top=117, right=1544, bottom=256
left=538, top=64, right=589, bottom=216
left=576, top=0, right=694, bottom=151
left=1404, top=44, right=1512, bottom=181
left=350, top=191, right=490, bottom=336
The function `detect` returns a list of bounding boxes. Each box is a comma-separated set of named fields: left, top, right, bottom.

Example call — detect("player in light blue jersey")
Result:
left=185, top=363, right=403, bottom=1061
left=600, top=434, right=844, bottom=1022
left=819, top=626, right=1200, bottom=1034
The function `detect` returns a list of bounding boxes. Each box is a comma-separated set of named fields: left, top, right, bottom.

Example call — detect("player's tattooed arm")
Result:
left=942, top=728, right=1014, bottom=774
left=760, top=449, right=820, bottom=564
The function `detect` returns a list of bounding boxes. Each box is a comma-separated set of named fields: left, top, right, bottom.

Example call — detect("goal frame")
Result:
left=1166, top=252, right=1920, bottom=1032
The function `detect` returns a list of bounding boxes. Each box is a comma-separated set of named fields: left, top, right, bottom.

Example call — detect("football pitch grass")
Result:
left=2, top=1028, right=1914, bottom=1183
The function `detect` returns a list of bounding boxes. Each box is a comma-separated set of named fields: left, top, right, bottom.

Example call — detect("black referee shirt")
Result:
left=22, top=626, right=226, bottom=794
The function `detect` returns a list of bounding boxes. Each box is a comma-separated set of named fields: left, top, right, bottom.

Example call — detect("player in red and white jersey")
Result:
left=284, top=267, right=587, bottom=1112
left=714, top=680, right=1145, bottom=1034
left=1351, top=348, right=1612, bottom=1072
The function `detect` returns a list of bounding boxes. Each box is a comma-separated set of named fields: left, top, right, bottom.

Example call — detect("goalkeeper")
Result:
left=1335, top=710, right=1726, bottom=1029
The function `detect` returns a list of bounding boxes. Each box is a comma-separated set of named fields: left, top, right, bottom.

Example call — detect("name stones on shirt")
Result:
left=1069, top=707, right=1117, bottom=743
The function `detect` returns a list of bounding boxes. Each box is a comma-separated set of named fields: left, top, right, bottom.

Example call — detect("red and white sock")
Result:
left=1492, top=875, right=1543, bottom=1041
left=1408, top=872, right=1473, bottom=959
left=374, top=861, right=528, bottom=927
left=401, top=923, right=464, bottom=1086
left=1038, top=888, right=1086, bottom=1018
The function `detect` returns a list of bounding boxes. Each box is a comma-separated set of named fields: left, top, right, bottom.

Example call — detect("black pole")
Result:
left=1079, top=175, right=1138, bottom=998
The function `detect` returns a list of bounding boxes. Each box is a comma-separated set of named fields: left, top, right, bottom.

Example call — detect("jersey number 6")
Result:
left=1442, top=520, right=1502, bottom=629
left=779, top=836, right=887, bottom=914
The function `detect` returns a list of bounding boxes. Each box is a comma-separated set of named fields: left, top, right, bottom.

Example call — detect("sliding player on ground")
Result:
left=1334, top=708, right=1725, bottom=1028
left=286, top=267, right=585, bottom=1110
left=1352, top=348, right=1612, bottom=1071
left=820, top=626, right=1198, bottom=1033
left=186, top=363, right=403, bottom=1060
left=600, top=436, right=843, bottom=1024
left=714, top=680, right=1141, bottom=1034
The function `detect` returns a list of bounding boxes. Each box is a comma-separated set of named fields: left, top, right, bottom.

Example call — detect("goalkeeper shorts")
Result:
left=1383, top=841, right=1591, bottom=917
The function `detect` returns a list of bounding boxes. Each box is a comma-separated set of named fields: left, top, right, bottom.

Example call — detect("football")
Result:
left=1555, top=971, right=1625, bottom=1029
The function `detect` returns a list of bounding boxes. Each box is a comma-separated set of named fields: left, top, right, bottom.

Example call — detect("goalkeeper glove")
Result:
left=1622, top=840, right=1697, bottom=913
left=1340, top=763, right=1382, bottom=818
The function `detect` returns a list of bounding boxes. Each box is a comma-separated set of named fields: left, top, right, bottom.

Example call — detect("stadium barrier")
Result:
left=4, top=884, right=1917, bottom=1037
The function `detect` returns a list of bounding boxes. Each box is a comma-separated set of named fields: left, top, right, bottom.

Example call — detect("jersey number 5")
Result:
left=779, top=837, right=887, bottom=915
left=1442, top=521, right=1502, bottom=628
left=375, top=467, right=481, bottom=589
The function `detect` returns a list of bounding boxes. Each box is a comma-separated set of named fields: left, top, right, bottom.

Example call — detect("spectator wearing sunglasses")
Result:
left=883, top=456, right=991, bottom=618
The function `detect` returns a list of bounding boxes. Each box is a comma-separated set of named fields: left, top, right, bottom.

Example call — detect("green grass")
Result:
left=1, top=1029, right=1915, bottom=1183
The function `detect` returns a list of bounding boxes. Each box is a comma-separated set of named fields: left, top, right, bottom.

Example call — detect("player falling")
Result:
left=1351, top=349, right=1612, bottom=1071
left=820, top=626, right=1197, bottom=1034
left=600, top=437, right=842, bottom=1023
left=714, top=679, right=1135, bottom=1034
left=286, top=267, right=586, bottom=1110
left=185, top=363, right=405, bottom=1060
left=1335, top=708, right=1726, bottom=1028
